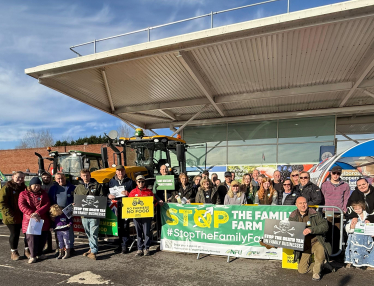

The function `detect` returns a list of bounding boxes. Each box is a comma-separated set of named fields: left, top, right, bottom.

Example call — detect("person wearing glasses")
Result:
left=290, top=170, right=300, bottom=190
left=321, top=166, right=351, bottom=254
left=128, top=175, right=159, bottom=257
left=296, top=171, right=323, bottom=206
left=255, top=177, right=278, bottom=205
left=224, top=181, right=247, bottom=205
left=277, top=179, right=300, bottom=205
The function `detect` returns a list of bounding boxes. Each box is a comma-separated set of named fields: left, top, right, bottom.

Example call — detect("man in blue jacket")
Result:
left=108, top=165, right=136, bottom=254
left=48, top=173, right=76, bottom=252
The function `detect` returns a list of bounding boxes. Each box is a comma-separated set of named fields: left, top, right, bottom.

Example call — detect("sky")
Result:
left=0, top=0, right=348, bottom=150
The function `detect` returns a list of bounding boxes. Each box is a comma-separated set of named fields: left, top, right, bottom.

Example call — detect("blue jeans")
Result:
left=81, top=218, right=100, bottom=254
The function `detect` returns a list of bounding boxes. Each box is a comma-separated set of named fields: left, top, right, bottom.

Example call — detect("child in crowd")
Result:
left=345, top=201, right=374, bottom=269
left=50, top=204, right=72, bottom=259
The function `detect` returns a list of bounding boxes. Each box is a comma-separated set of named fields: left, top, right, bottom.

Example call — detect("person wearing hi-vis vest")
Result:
left=129, top=175, right=160, bottom=257
left=74, top=169, right=105, bottom=260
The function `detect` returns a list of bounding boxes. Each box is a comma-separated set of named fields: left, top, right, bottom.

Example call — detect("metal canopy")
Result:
left=26, top=0, right=374, bottom=131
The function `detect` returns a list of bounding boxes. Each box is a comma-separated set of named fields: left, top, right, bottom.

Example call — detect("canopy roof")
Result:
left=26, top=0, right=374, bottom=131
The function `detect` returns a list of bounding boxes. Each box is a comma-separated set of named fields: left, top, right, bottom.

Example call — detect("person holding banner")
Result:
left=217, top=172, right=232, bottom=204
left=129, top=175, right=157, bottom=257
left=255, top=177, right=278, bottom=205
left=289, top=197, right=331, bottom=281
left=74, top=169, right=105, bottom=260
left=224, top=180, right=247, bottom=205
left=344, top=201, right=374, bottom=269
left=108, top=165, right=136, bottom=254
left=240, top=173, right=255, bottom=204
left=18, top=177, right=51, bottom=264
left=170, top=173, right=195, bottom=203
left=195, top=179, right=221, bottom=204
left=0, top=171, right=29, bottom=260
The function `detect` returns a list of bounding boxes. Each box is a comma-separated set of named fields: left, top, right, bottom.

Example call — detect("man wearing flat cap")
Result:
left=108, top=165, right=136, bottom=254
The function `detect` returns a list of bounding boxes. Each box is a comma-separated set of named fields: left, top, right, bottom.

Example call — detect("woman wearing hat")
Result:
left=18, top=177, right=51, bottom=263
left=224, top=181, right=247, bottom=205
left=0, top=171, right=29, bottom=260
left=128, top=175, right=158, bottom=257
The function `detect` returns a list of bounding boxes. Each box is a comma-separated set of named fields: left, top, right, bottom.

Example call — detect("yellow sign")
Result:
left=282, top=248, right=298, bottom=270
left=122, top=196, right=154, bottom=219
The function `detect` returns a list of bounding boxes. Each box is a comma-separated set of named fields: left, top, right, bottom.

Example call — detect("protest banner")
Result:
left=263, top=219, right=306, bottom=251
left=73, top=206, right=118, bottom=236
left=160, top=204, right=296, bottom=260
left=73, top=195, right=107, bottom=218
left=122, top=196, right=154, bottom=219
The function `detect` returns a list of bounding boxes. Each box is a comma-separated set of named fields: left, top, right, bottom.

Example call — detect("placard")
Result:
left=263, top=219, right=306, bottom=251
left=62, top=204, right=74, bottom=219
left=73, top=195, right=107, bottom=218
left=109, top=186, right=125, bottom=197
left=156, top=175, right=175, bottom=190
left=282, top=248, right=298, bottom=269
left=364, top=223, right=374, bottom=236
left=122, top=196, right=154, bottom=219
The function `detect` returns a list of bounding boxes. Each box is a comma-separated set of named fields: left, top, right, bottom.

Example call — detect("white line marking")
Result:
left=0, top=264, right=70, bottom=277
left=0, top=264, right=15, bottom=268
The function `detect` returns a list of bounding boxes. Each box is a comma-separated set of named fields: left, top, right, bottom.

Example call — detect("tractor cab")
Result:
left=91, top=129, right=187, bottom=184
left=35, top=149, right=103, bottom=184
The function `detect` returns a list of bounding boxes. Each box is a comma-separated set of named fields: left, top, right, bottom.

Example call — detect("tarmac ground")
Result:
left=0, top=223, right=372, bottom=286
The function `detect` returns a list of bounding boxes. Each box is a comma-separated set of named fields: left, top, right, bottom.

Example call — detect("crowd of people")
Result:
left=0, top=164, right=374, bottom=281
left=0, top=166, right=160, bottom=263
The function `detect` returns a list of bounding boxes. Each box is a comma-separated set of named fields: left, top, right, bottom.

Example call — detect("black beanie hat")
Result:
left=29, top=177, right=42, bottom=186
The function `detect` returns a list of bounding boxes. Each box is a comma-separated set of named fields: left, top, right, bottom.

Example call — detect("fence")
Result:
left=70, top=0, right=289, bottom=56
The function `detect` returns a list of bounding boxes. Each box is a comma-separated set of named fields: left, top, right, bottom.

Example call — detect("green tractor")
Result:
left=35, top=149, right=104, bottom=185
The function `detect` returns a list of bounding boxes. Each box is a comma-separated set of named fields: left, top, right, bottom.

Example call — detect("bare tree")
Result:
left=16, top=129, right=55, bottom=149
left=117, top=123, right=133, bottom=138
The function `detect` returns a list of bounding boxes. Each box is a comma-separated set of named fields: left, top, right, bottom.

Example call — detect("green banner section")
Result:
left=156, top=175, right=175, bottom=190
left=99, top=207, right=118, bottom=236
left=161, top=204, right=297, bottom=259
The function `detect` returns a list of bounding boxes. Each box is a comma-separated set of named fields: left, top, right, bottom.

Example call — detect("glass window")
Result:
left=88, top=158, right=99, bottom=172
left=206, top=146, right=227, bottom=167
left=186, top=145, right=207, bottom=172
left=228, top=145, right=276, bottom=165
left=228, top=121, right=277, bottom=145
left=183, top=124, right=227, bottom=146
left=278, top=143, right=334, bottom=164
left=278, top=116, right=335, bottom=143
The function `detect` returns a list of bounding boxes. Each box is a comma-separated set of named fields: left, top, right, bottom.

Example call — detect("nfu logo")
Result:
left=246, top=251, right=260, bottom=256
left=226, top=249, right=242, bottom=255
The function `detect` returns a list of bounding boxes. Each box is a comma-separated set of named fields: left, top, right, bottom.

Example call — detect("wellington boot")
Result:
left=62, top=249, right=70, bottom=259
left=56, top=249, right=64, bottom=259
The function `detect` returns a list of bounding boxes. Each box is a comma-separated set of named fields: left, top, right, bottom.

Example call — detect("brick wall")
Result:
left=0, top=144, right=119, bottom=174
